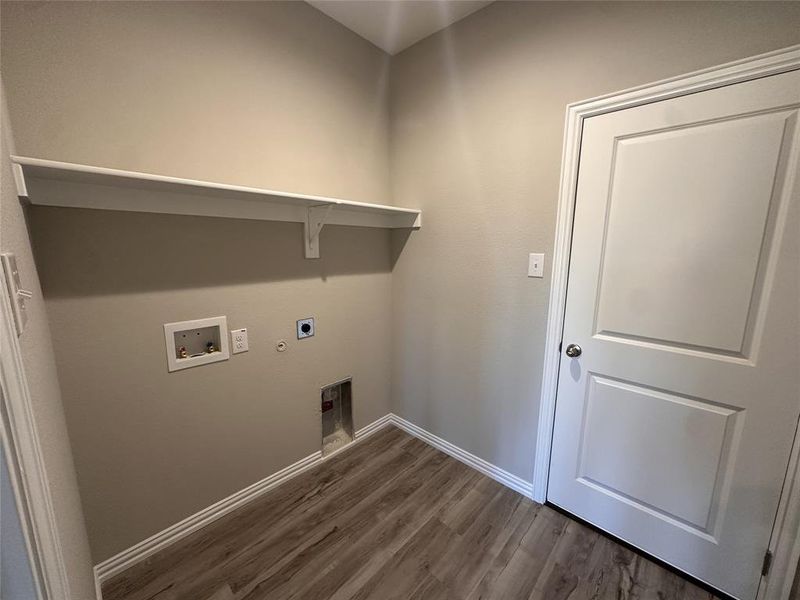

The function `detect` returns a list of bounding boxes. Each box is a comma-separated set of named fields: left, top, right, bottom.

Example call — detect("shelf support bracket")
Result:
left=304, top=204, right=334, bottom=259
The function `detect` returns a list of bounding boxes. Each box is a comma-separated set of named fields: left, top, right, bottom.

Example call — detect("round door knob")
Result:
left=565, top=343, right=582, bottom=358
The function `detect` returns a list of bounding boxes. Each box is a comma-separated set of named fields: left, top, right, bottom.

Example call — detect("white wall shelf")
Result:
left=10, top=156, right=421, bottom=258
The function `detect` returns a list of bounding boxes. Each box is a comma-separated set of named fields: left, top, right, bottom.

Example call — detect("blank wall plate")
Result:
left=231, top=328, right=249, bottom=354
left=528, top=253, right=545, bottom=278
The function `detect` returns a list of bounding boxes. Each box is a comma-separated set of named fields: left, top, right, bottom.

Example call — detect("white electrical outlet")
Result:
left=297, top=318, right=314, bottom=339
left=528, top=253, right=545, bottom=278
left=231, top=328, right=249, bottom=353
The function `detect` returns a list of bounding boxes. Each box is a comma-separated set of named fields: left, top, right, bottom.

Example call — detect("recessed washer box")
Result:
left=164, top=316, right=229, bottom=372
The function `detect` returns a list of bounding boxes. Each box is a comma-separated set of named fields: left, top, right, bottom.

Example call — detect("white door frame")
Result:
left=0, top=264, right=71, bottom=599
left=532, top=44, right=800, bottom=600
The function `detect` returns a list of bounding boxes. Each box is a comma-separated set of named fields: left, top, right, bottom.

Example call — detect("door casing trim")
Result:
left=0, top=260, right=69, bottom=599
left=532, top=43, right=800, bottom=600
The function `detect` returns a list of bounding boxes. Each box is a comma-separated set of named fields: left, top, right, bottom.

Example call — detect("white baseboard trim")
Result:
left=94, top=413, right=394, bottom=587
left=388, top=414, right=535, bottom=500
left=354, top=413, right=394, bottom=441
left=93, top=566, right=103, bottom=600
left=93, top=411, right=534, bottom=594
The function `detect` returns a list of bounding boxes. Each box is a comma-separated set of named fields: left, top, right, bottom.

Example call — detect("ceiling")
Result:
left=306, top=1, right=493, bottom=55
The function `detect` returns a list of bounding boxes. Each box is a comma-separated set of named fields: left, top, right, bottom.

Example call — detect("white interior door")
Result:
left=548, top=68, right=800, bottom=600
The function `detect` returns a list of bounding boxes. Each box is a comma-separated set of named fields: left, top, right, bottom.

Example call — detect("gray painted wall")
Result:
left=1, top=0, right=394, bottom=562
left=389, top=0, right=800, bottom=481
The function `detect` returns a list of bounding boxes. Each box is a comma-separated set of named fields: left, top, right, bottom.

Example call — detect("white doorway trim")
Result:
left=532, top=44, right=800, bottom=599
left=0, top=265, right=71, bottom=599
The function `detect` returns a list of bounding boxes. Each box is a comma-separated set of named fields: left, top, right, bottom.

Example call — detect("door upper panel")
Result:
left=595, top=111, right=794, bottom=357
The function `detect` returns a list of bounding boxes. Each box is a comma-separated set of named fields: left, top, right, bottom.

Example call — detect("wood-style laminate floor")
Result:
left=103, top=426, right=720, bottom=600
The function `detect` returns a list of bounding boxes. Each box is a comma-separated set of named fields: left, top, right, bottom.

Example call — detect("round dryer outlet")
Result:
left=296, top=318, right=314, bottom=339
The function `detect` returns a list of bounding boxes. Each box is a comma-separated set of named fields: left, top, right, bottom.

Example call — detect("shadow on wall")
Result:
left=27, top=206, right=406, bottom=297
left=390, top=228, right=414, bottom=268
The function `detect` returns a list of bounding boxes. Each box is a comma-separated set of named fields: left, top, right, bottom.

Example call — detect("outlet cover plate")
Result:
left=231, top=328, right=249, bottom=354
